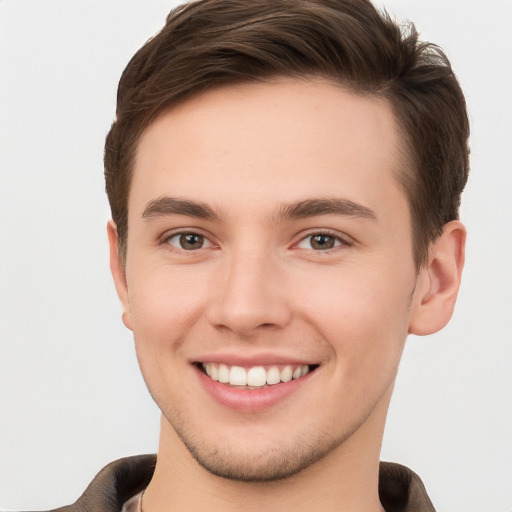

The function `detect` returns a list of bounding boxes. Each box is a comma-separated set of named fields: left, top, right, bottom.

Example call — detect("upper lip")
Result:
left=190, top=352, right=319, bottom=367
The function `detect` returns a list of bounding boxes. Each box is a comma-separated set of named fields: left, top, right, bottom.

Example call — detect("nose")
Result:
left=206, top=250, right=292, bottom=336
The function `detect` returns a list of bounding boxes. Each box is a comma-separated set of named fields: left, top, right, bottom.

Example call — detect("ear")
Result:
left=409, top=220, right=466, bottom=336
left=107, top=220, right=133, bottom=331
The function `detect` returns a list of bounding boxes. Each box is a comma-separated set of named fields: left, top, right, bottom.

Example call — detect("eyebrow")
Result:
left=142, top=196, right=222, bottom=221
left=277, top=198, right=377, bottom=221
left=141, top=196, right=376, bottom=223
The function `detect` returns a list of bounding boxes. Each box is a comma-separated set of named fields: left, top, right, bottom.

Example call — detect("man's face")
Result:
left=114, top=79, right=426, bottom=480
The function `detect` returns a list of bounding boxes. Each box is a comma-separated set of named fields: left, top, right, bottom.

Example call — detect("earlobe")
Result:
left=107, top=220, right=133, bottom=331
left=409, top=221, right=466, bottom=336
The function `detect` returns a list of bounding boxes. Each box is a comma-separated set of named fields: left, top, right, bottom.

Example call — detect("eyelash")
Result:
left=164, top=231, right=215, bottom=251
left=162, top=229, right=351, bottom=253
left=294, top=230, right=352, bottom=252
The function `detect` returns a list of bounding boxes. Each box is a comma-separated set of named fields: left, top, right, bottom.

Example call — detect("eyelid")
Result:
left=293, top=229, right=354, bottom=250
left=161, top=228, right=218, bottom=251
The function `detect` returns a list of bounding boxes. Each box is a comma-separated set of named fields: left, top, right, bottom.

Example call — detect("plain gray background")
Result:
left=1, top=1, right=511, bottom=510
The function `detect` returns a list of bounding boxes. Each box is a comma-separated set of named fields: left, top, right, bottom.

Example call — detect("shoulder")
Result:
left=379, top=461, right=435, bottom=512
left=42, top=454, right=156, bottom=512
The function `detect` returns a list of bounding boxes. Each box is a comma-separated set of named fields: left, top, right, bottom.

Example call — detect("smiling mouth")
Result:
left=196, top=362, right=318, bottom=389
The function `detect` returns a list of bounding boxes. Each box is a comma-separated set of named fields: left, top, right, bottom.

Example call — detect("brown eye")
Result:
left=310, top=234, right=335, bottom=250
left=167, top=232, right=211, bottom=250
left=296, top=233, right=344, bottom=251
left=180, top=233, right=204, bottom=249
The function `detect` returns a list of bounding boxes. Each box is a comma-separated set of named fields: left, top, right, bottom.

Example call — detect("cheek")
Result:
left=126, top=270, right=203, bottom=399
left=127, top=263, right=210, bottom=335
left=296, top=262, right=414, bottom=369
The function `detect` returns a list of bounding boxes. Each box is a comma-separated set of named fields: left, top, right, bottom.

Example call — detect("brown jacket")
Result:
left=43, top=455, right=435, bottom=512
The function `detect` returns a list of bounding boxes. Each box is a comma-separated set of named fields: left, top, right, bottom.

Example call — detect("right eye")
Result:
left=166, top=232, right=213, bottom=251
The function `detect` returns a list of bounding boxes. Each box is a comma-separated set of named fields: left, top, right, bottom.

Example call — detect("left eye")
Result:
left=167, top=232, right=213, bottom=251
left=296, top=233, right=343, bottom=251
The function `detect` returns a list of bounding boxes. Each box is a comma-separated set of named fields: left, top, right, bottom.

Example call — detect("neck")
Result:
left=143, top=390, right=392, bottom=512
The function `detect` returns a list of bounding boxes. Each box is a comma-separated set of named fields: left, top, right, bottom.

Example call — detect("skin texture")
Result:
left=108, top=79, right=465, bottom=512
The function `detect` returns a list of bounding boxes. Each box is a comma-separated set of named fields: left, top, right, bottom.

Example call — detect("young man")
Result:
left=46, top=0, right=468, bottom=510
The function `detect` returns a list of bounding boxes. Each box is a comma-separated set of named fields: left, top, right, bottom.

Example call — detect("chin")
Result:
left=167, top=412, right=353, bottom=482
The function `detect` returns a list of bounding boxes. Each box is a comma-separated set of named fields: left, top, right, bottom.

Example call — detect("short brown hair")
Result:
left=104, top=0, right=469, bottom=267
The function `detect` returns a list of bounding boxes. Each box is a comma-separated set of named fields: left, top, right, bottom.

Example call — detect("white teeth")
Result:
left=266, top=366, right=281, bottom=385
left=218, top=363, right=230, bottom=383
left=247, top=366, right=267, bottom=387
left=202, top=362, right=313, bottom=388
left=280, top=365, right=293, bottom=383
left=229, top=366, right=247, bottom=386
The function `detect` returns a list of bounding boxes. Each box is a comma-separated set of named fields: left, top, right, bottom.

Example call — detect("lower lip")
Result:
left=195, top=366, right=312, bottom=413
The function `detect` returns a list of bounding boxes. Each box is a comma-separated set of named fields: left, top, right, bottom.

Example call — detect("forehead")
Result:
left=130, top=79, right=406, bottom=219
